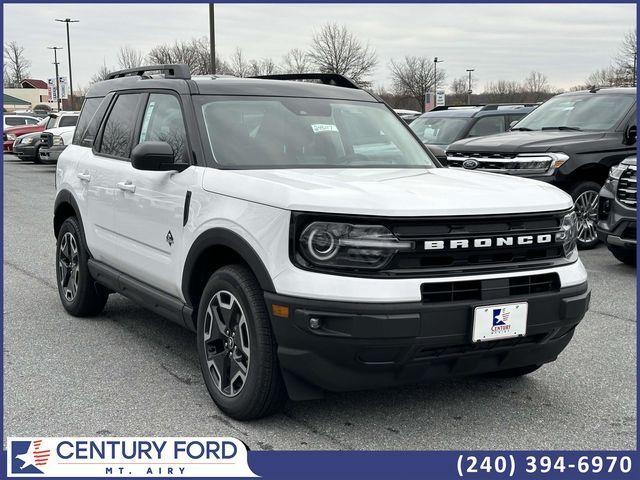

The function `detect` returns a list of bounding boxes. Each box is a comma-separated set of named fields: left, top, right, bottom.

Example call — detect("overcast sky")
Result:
left=3, top=3, right=636, bottom=92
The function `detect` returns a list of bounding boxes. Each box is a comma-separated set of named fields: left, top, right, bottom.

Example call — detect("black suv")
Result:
left=446, top=87, right=637, bottom=249
left=410, top=103, right=537, bottom=149
left=597, top=156, right=636, bottom=265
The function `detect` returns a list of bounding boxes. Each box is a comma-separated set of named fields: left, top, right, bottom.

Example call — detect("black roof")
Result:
left=559, top=87, right=636, bottom=95
left=86, top=72, right=377, bottom=102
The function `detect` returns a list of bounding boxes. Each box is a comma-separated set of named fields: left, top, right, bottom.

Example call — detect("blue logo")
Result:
left=11, top=439, right=50, bottom=474
left=493, top=308, right=508, bottom=326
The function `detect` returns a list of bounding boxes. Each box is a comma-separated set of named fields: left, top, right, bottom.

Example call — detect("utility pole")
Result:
left=433, top=57, right=444, bottom=105
left=55, top=18, right=79, bottom=110
left=47, top=46, right=63, bottom=111
left=466, top=68, right=475, bottom=105
left=209, top=4, right=216, bottom=74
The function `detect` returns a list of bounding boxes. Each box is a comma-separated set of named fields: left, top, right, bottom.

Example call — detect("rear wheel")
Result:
left=570, top=181, right=601, bottom=249
left=56, top=217, right=109, bottom=316
left=197, top=264, right=287, bottom=420
left=607, top=245, right=636, bottom=266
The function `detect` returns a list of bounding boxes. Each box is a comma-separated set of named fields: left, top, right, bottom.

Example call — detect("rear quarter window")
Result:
left=73, top=97, right=108, bottom=147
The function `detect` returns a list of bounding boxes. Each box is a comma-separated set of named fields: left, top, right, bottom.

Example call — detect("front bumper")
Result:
left=3, top=140, right=15, bottom=152
left=266, top=281, right=590, bottom=399
left=39, top=145, right=66, bottom=162
left=13, top=143, right=38, bottom=160
left=597, top=180, right=636, bottom=250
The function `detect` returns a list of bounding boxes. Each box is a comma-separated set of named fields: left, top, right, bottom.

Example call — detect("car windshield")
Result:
left=409, top=116, right=470, bottom=145
left=514, top=93, right=635, bottom=131
left=197, top=96, right=435, bottom=169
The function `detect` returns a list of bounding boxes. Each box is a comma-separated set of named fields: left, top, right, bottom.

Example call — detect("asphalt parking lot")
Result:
left=3, top=153, right=636, bottom=450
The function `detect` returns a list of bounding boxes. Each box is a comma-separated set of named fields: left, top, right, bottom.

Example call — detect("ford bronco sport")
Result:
left=446, top=87, right=637, bottom=250
left=54, top=65, right=590, bottom=420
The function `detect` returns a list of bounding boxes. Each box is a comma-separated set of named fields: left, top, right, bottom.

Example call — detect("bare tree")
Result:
left=585, top=66, right=619, bottom=87
left=147, top=37, right=229, bottom=75
left=524, top=71, right=550, bottom=100
left=4, top=41, right=31, bottom=87
left=389, top=56, right=445, bottom=112
left=307, top=23, right=377, bottom=87
left=228, top=48, right=251, bottom=77
left=90, top=61, right=113, bottom=84
left=450, top=76, right=468, bottom=96
left=282, top=48, right=311, bottom=74
left=615, top=29, right=637, bottom=86
left=249, top=57, right=279, bottom=76
left=117, top=45, right=144, bottom=69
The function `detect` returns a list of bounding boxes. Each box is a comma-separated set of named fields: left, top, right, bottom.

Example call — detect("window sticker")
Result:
left=311, top=123, right=339, bottom=134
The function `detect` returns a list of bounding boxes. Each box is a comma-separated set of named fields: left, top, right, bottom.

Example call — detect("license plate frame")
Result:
left=472, top=302, right=528, bottom=343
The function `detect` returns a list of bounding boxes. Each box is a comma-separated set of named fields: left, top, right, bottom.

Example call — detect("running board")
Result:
left=88, top=259, right=195, bottom=331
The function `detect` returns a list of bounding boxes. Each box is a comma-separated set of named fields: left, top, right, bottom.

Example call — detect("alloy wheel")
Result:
left=203, top=290, right=251, bottom=397
left=574, top=190, right=599, bottom=245
left=58, top=232, right=79, bottom=302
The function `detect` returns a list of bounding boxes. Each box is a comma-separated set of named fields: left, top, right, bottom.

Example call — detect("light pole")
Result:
left=433, top=56, right=444, bottom=105
left=209, top=4, right=216, bottom=74
left=55, top=18, right=79, bottom=109
left=466, top=68, right=475, bottom=105
left=47, top=46, right=63, bottom=111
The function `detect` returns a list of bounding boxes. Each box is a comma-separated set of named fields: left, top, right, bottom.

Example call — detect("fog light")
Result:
left=309, top=317, right=321, bottom=329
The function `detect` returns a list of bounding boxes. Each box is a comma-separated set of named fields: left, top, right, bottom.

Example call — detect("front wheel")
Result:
left=197, top=264, right=287, bottom=420
left=571, top=181, right=602, bottom=250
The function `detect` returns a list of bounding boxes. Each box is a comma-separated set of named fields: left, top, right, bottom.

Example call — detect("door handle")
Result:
left=77, top=172, right=91, bottom=182
left=117, top=181, right=136, bottom=193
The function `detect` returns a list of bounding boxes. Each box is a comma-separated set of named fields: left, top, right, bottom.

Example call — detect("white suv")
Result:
left=54, top=65, right=590, bottom=419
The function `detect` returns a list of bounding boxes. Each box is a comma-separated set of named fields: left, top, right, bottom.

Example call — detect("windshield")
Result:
left=197, top=96, right=435, bottom=169
left=514, top=93, right=634, bottom=131
left=410, top=116, right=470, bottom=145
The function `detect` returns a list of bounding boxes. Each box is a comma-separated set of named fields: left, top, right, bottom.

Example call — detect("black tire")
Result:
left=32, top=147, right=42, bottom=164
left=489, top=364, right=542, bottom=378
left=607, top=245, right=636, bottom=266
left=197, top=264, right=287, bottom=420
left=56, top=217, right=109, bottom=316
left=570, top=181, right=602, bottom=250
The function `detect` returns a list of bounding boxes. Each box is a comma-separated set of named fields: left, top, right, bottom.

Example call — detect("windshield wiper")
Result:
left=541, top=126, right=582, bottom=131
left=510, top=127, right=533, bottom=131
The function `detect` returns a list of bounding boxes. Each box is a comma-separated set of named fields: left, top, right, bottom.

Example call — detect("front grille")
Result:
left=446, top=151, right=553, bottom=173
left=40, top=132, right=53, bottom=148
left=617, top=165, right=637, bottom=208
left=421, top=273, right=560, bottom=303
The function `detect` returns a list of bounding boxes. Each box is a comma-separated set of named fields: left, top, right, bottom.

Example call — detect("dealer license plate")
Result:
left=472, top=302, right=528, bottom=342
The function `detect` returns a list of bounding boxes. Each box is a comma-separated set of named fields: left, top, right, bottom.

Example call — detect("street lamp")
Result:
left=47, top=46, right=63, bottom=111
left=433, top=57, right=444, bottom=105
left=209, top=4, right=216, bottom=74
left=466, top=68, right=475, bottom=105
left=55, top=18, right=79, bottom=110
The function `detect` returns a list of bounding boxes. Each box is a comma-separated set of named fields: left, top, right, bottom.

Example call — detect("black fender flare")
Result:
left=53, top=189, right=86, bottom=241
left=181, top=228, right=276, bottom=307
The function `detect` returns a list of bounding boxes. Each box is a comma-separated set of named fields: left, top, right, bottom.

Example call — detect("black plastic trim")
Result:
left=183, top=191, right=192, bottom=226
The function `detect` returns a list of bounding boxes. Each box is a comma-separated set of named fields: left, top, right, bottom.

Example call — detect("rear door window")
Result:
left=138, top=93, right=188, bottom=163
left=98, top=93, right=143, bottom=159
left=58, top=115, right=78, bottom=127
left=5, top=117, right=26, bottom=126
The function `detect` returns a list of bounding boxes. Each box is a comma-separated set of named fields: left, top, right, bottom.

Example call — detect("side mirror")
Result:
left=131, top=141, right=189, bottom=172
left=623, top=125, right=636, bottom=145
left=509, top=120, right=519, bottom=129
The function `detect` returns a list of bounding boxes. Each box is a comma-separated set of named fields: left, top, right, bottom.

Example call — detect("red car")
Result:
left=3, top=112, right=79, bottom=152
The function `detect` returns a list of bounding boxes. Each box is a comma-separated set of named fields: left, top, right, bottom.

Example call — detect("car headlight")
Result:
left=547, top=152, right=570, bottom=169
left=609, top=163, right=628, bottom=180
left=6, top=133, right=16, bottom=141
left=298, top=221, right=412, bottom=270
left=52, top=135, right=64, bottom=146
left=21, top=137, right=35, bottom=145
left=555, top=210, right=578, bottom=257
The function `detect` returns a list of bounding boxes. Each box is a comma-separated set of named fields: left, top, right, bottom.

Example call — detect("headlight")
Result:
left=6, top=133, right=16, bottom=141
left=298, top=221, right=412, bottom=270
left=547, top=152, right=570, bottom=169
left=21, top=137, right=35, bottom=145
left=609, top=163, right=628, bottom=180
left=555, top=211, right=578, bottom=257
left=52, top=135, right=64, bottom=146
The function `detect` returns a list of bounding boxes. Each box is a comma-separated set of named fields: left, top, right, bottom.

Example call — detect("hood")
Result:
left=448, top=130, right=608, bottom=154
left=44, top=126, right=74, bottom=136
left=4, top=124, right=44, bottom=136
left=202, top=167, right=572, bottom=216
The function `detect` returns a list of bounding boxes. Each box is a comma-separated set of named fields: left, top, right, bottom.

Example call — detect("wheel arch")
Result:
left=182, top=228, right=275, bottom=318
left=568, top=163, right=610, bottom=189
left=54, top=189, right=85, bottom=240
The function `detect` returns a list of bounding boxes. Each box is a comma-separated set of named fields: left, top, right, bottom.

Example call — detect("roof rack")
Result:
left=430, top=105, right=485, bottom=111
left=250, top=73, right=360, bottom=89
left=480, top=103, right=539, bottom=110
left=106, top=64, right=191, bottom=80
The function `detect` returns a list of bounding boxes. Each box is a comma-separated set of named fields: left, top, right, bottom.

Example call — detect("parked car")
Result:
left=54, top=65, right=588, bottom=420
left=39, top=126, right=76, bottom=163
left=597, top=156, right=636, bottom=266
left=394, top=109, right=422, bottom=123
left=3, top=114, right=41, bottom=129
left=446, top=87, right=637, bottom=249
left=410, top=104, right=537, bottom=150
left=4, top=111, right=79, bottom=153
left=13, top=131, right=45, bottom=161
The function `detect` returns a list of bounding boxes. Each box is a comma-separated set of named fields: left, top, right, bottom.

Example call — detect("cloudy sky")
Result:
left=3, top=3, right=636, bottom=92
